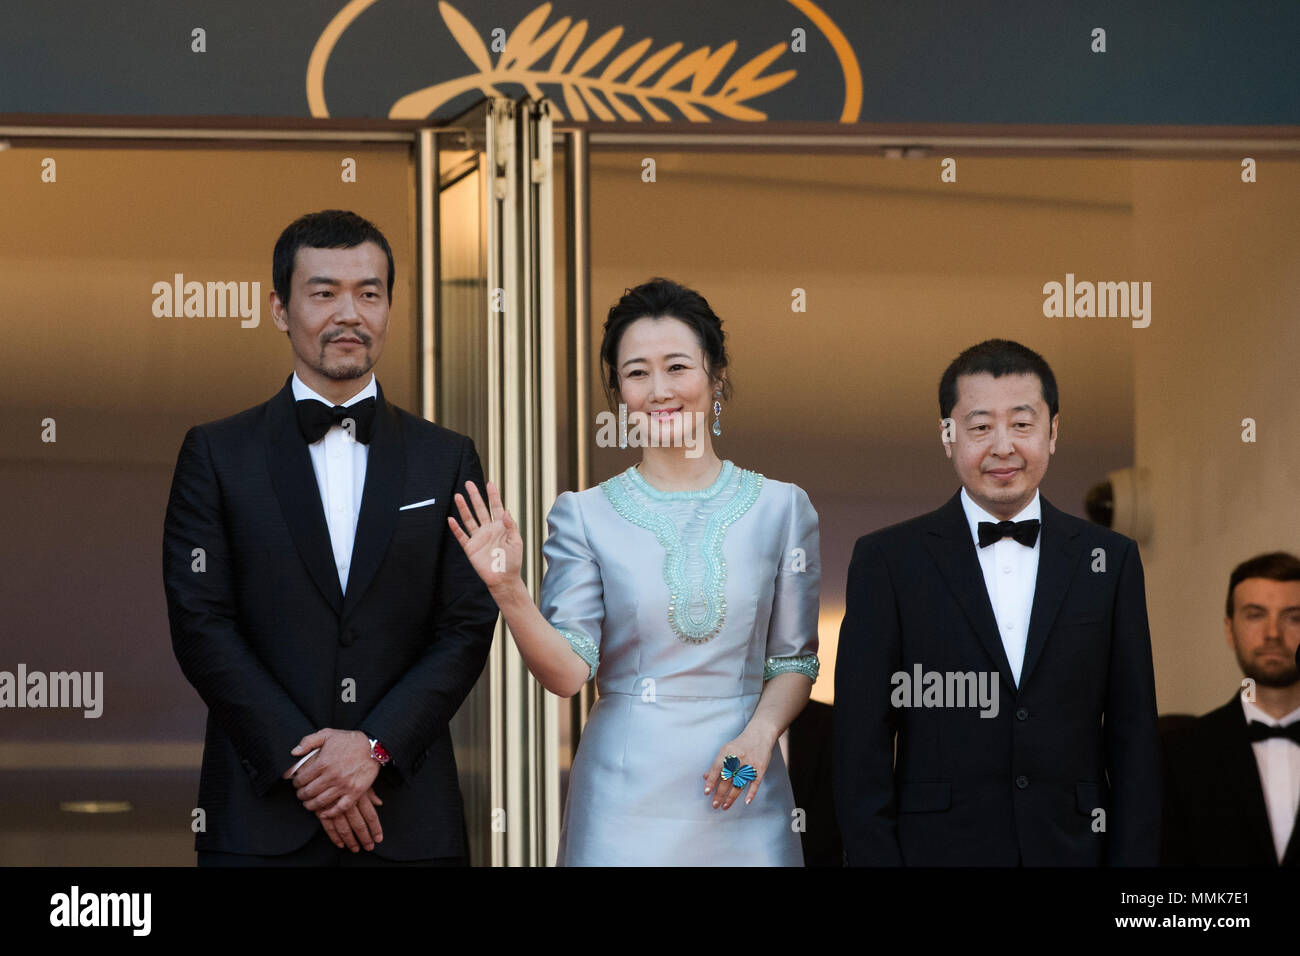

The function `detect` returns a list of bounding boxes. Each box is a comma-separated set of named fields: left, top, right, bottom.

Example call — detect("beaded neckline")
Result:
left=625, top=459, right=735, bottom=501
left=600, top=462, right=762, bottom=644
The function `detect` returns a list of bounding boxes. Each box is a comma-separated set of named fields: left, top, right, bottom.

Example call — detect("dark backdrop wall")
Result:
left=1, top=0, right=1296, bottom=125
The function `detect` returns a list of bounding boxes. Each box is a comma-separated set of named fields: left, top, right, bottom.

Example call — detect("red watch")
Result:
left=366, top=736, right=391, bottom=766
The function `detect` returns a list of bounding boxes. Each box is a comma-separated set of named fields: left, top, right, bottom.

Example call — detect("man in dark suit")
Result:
left=833, top=338, right=1160, bottom=865
left=163, top=210, right=498, bottom=865
left=1162, top=551, right=1300, bottom=865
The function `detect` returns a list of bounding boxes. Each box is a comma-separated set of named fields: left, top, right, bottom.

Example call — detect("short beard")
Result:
left=317, top=341, right=372, bottom=381
left=319, top=360, right=371, bottom=380
left=1237, top=651, right=1300, bottom=689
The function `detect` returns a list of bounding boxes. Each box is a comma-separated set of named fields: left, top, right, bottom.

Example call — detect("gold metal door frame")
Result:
left=424, top=98, right=561, bottom=867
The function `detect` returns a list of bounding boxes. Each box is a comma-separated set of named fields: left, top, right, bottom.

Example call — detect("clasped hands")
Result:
left=281, top=728, right=383, bottom=853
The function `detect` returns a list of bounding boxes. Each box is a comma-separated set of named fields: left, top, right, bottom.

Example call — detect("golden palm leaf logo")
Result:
left=309, top=0, right=862, bottom=122
left=390, top=2, right=794, bottom=121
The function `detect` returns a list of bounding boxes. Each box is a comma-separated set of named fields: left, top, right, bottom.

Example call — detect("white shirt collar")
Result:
left=959, top=487, right=1042, bottom=548
left=1241, top=695, right=1300, bottom=728
left=291, top=370, right=377, bottom=408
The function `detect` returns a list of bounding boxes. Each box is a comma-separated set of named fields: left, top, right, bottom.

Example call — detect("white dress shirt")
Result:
left=1240, top=696, right=1300, bottom=862
left=291, top=371, right=376, bottom=595
left=959, top=487, right=1041, bottom=687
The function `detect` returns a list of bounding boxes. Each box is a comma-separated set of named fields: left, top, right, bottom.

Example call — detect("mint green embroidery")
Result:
left=557, top=627, right=599, bottom=681
left=600, top=462, right=763, bottom=644
left=623, top=459, right=738, bottom=503
left=764, top=654, right=819, bottom=682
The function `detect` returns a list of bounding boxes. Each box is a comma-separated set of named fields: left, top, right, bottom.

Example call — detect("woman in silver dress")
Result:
left=448, top=278, right=820, bottom=865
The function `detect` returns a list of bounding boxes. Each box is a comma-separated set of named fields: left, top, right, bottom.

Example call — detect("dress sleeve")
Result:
left=539, top=491, right=605, bottom=682
left=764, top=483, right=821, bottom=683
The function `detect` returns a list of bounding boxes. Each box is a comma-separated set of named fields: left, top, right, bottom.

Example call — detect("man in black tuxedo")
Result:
left=164, top=210, right=498, bottom=865
left=1162, top=552, right=1300, bottom=865
left=833, top=339, right=1160, bottom=865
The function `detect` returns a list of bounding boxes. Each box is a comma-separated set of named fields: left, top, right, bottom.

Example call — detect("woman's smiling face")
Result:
left=615, top=315, right=717, bottom=450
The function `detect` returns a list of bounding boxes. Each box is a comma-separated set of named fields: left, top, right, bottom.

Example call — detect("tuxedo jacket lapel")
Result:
left=342, top=380, right=404, bottom=619
left=1220, top=696, right=1296, bottom=864
left=264, top=375, right=406, bottom=620
left=266, top=375, right=344, bottom=615
left=1019, top=496, right=1086, bottom=690
left=922, top=492, right=1017, bottom=695
left=1284, top=809, right=1300, bottom=866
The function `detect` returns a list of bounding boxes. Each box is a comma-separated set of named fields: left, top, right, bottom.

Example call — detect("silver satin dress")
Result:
left=539, top=460, right=821, bottom=866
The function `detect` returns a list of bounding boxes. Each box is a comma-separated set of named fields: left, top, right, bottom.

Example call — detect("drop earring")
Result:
left=712, top=389, right=723, bottom=438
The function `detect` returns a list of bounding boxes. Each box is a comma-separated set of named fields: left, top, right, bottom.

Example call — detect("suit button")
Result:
left=1015, top=775, right=1029, bottom=789
left=1015, top=707, right=1028, bottom=720
left=339, top=628, right=356, bottom=647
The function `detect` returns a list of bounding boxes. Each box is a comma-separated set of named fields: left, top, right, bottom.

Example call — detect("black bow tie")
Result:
left=1246, top=721, right=1300, bottom=745
left=295, top=396, right=377, bottom=444
left=978, top=518, right=1041, bottom=549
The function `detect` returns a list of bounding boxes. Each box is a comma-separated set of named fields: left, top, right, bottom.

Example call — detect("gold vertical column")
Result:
left=492, top=98, right=530, bottom=868
left=564, top=129, right=595, bottom=735
left=417, top=128, right=437, bottom=423
left=527, top=100, right=560, bottom=866
left=516, top=99, right=541, bottom=869
left=485, top=100, right=510, bottom=868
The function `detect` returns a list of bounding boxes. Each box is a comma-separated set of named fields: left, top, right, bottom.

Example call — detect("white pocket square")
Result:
left=399, top=497, right=438, bottom=511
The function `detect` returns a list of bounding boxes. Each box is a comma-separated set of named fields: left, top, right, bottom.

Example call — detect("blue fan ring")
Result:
left=721, top=754, right=757, bottom=789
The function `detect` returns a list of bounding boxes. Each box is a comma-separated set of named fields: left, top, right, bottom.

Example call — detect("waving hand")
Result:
left=448, top=480, right=522, bottom=592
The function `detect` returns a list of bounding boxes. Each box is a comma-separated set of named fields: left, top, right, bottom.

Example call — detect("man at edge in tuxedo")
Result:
left=163, top=210, right=498, bottom=865
left=833, top=338, right=1160, bottom=865
left=1162, top=552, right=1300, bottom=865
